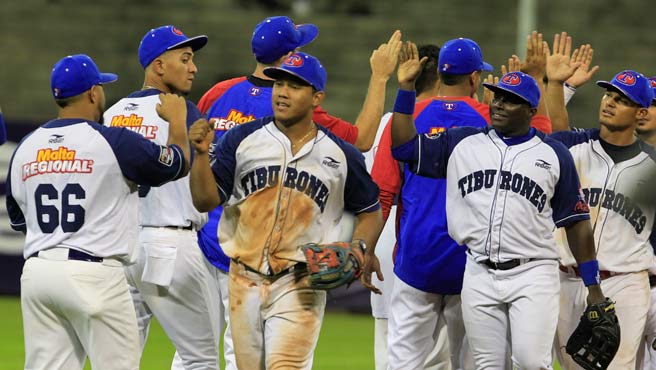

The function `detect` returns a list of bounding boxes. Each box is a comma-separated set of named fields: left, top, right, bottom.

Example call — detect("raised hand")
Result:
left=397, top=41, right=428, bottom=90
left=546, top=31, right=581, bottom=84
left=370, top=30, right=402, bottom=80
left=481, top=73, right=499, bottom=105
left=189, top=118, right=215, bottom=155
left=521, top=31, right=547, bottom=79
left=566, top=44, right=600, bottom=88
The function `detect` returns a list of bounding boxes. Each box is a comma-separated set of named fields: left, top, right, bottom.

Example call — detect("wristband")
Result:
left=578, top=259, right=600, bottom=286
left=563, top=82, right=577, bottom=106
left=394, top=89, right=416, bottom=115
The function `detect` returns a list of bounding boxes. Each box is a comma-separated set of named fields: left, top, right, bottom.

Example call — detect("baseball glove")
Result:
left=565, top=298, right=620, bottom=370
left=301, top=241, right=365, bottom=290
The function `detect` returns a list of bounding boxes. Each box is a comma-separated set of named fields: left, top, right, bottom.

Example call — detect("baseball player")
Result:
left=635, top=77, right=656, bottom=370
left=195, top=23, right=400, bottom=369
left=369, top=44, right=456, bottom=370
left=188, top=52, right=384, bottom=370
left=7, top=54, right=190, bottom=370
left=102, top=26, right=223, bottom=370
left=547, top=69, right=655, bottom=369
left=387, top=41, right=607, bottom=369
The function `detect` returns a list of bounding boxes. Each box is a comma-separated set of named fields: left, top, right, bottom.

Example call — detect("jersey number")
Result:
left=34, top=183, right=86, bottom=233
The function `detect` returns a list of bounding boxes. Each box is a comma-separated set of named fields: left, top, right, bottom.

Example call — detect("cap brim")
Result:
left=263, top=67, right=315, bottom=89
left=99, top=73, right=118, bottom=84
left=481, top=62, right=494, bottom=72
left=296, top=24, right=319, bottom=49
left=167, top=35, right=208, bottom=52
left=596, top=81, right=642, bottom=106
left=482, top=83, right=533, bottom=107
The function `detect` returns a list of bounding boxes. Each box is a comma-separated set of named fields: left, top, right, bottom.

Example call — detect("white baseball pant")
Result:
left=555, top=270, right=649, bottom=370
left=461, top=255, right=559, bottom=370
left=126, top=227, right=222, bottom=370
left=21, top=251, right=140, bottom=370
left=228, top=260, right=326, bottom=370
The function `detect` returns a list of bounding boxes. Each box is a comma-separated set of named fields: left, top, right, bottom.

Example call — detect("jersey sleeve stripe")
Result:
left=354, top=200, right=381, bottom=214
left=554, top=213, right=590, bottom=228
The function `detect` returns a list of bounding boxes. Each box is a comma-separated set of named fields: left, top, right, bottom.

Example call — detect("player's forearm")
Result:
left=167, top=120, right=191, bottom=175
left=352, top=209, right=384, bottom=253
left=565, top=219, right=605, bottom=303
left=353, top=75, right=390, bottom=151
left=546, top=80, right=570, bottom=132
left=391, top=89, right=418, bottom=147
left=189, top=152, right=221, bottom=212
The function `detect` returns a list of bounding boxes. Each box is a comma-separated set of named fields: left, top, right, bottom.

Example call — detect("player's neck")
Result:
left=275, top=118, right=317, bottom=153
left=253, top=63, right=275, bottom=80
left=599, top=125, right=637, bottom=146
left=142, top=78, right=170, bottom=93
left=58, top=105, right=99, bottom=123
left=638, top=132, right=656, bottom=147
left=438, top=84, right=473, bottom=99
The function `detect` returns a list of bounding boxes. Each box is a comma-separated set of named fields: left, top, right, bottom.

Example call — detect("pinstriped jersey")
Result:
left=211, top=116, right=380, bottom=275
left=551, top=128, right=656, bottom=272
left=103, top=89, right=207, bottom=228
left=6, top=119, right=186, bottom=261
left=392, top=126, right=590, bottom=262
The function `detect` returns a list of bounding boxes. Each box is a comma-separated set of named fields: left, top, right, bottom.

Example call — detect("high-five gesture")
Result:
left=546, top=31, right=581, bottom=84
left=566, top=44, right=600, bottom=88
left=522, top=31, right=548, bottom=80
left=398, top=41, right=428, bottom=90
left=370, top=30, right=402, bottom=81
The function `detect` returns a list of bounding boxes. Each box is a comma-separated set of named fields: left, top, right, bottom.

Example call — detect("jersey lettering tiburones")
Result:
left=551, top=128, right=656, bottom=272
left=392, top=126, right=590, bottom=262
left=102, top=89, right=206, bottom=228
left=6, top=119, right=186, bottom=261
left=211, top=117, right=380, bottom=275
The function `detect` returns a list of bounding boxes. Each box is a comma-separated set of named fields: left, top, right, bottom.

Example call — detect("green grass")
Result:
left=0, top=296, right=562, bottom=369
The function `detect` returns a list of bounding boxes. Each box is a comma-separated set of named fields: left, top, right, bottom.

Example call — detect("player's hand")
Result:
left=189, top=118, right=214, bottom=155
left=156, top=93, right=187, bottom=125
left=481, top=73, right=499, bottom=105
left=361, top=249, right=383, bottom=294
left=566, top=44, right=600, bottom=88
left=521, top=31, right=547, bottom=79
left=546, top=31, right=581, bottom=84
left=397, top=41, right=427, bottom=91
left=370, top=30, right=402, bottom=80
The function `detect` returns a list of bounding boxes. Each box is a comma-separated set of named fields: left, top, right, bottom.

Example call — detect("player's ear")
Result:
left=636, top=107, right=649, bottom=121
left=88, top=85, right=99, bottom=104
left=312, top=90, right=325, bottom=107
left=150, top=57, right=166, bottom=75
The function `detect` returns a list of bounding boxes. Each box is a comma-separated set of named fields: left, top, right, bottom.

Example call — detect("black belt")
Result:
left=30, top=249, right=104, bottom=263
left=482, top=258, right=534, bottom=270
left=163, top=224, right=194, bottom=231
left=232, top=259, right=306, bottom=277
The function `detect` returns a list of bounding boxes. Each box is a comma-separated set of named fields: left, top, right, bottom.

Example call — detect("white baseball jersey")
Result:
left=551, top=129, right=656, bottom=272
left=211, top=116, right=380, bottom=275
left=103, top=89, right=207, bottom=228
left=6, top=119, right=186, bottom=261
left=392, top=126, right=590, bottom=261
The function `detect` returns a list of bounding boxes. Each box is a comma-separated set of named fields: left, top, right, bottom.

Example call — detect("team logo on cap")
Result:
left=284, top=54, right=304, bottom=67
left=171, top=27, right=184, bottom=36
left=53, top=88, right=61, bottom=97
left=501, top=73, right=521, bottom=86
left=649, top=78, right=656, bottom=88
left=616, top=72, right=636, bottom=86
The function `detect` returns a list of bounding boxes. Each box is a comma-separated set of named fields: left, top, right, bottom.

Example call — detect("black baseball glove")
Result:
left=565, top=298, right=620, bottom=370
left=301, top=241, right=365, bottom=290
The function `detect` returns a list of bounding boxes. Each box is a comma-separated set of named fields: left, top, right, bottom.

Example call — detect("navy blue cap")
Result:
left=438, top=38, right=493, bottom=75
left=483, top=71, right=540, bottom=108
left=596, top=70, right=653, bottom=108
left=138, top=25, right=208, bottom=69
left=262, top=52, right=327, bottom=91
left=51, top=54, right=118, bottom=99
left=251, top=16, right=319, bottom=64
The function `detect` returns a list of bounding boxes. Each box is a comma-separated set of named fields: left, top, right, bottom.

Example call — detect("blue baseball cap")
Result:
left=251, top=16, right=319, bottom=64
left=438, top=38, right=493, bottom=75
left=596, top=70, right=653, bottom=108
left=138, top=25, right=208, bottom=68
left=262, top=52, right=327, bottom=91
left=483, top=71, right=540, bottom=108
left=51, top=54, right=118, bottom=99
